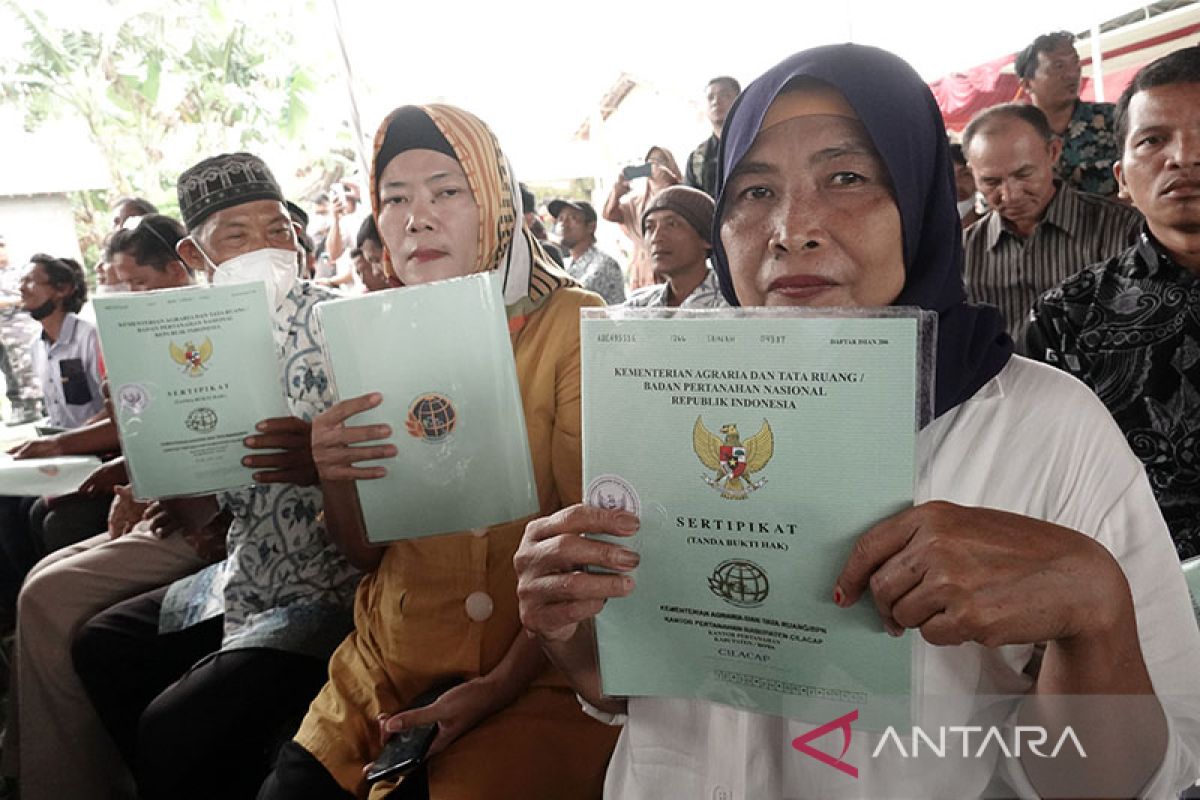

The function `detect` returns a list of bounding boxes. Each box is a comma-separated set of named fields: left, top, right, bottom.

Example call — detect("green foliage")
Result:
left=0, top=0, right=351, bottom=260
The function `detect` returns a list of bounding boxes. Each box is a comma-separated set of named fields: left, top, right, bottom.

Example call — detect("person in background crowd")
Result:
left=624, top=185, right=726, bottom=308
left=0, top=213, right=207, bottom=800
left=548, top=199, right=625, bottom=305
left=288, top=200, right=318, bottom=279
left=321, top=181, right=367, bottom=289
left=258, top=102, right=619, bottom=800
left=685, top=76, right=740, bottom=198
left=950, top=142, right=983, bottom=228
left=0, top=235, right=39, bottom=424
left=1029, top=45, right=1200, bottom=560
left=0, top=254, right=103, bottom=625
left=110, top=196, right=158, bottom=231
left=520, top=183, right=564, bottom=267
left=69, top=152, right=359, bottom=800
left=20, top=255, right=102, bottom=430
left=1016, top=30, right=1120, bottom=196
left=603, top=146, right=682, bottom=290
left=351, top=216, right=389, bottom=292
left=515, top=42, right=1200, bottom=799
left=962, top=103, right=1141, bottom=349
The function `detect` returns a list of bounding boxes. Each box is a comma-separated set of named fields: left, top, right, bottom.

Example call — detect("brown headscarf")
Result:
left=369, top=104, right=574, bottom=331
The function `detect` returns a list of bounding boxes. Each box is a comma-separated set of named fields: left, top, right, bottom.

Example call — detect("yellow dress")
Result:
left=295, top=287, right=619, bottom=799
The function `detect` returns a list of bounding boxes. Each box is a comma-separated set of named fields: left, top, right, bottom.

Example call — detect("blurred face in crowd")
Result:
left=353, top=248, right=389, bottom=292
left=1116, top=81, right=1200, bottom=270
left=966, top=119, right=1061, bottom=237
left=361, top=237, right=385, bottom=274
left=1023, top=40, right=1082, bottom=109
left=110, top=250, right=191, bottom=291
left=645, top=209, right=708, bottom=279
left=178, top=199, right=297, bottom=280
left=721, top=95, right=905, bottom=308
left=18, top=263, right=69, bottom=314
left=0, top=238, right=8, bottom=270
left=707, top=80, right=740, bottom=135
left=376, top=148, right=480, bottom=285
left=556, top=206, right=592, bottom=251
left=954, top=161, right=977, bottom=202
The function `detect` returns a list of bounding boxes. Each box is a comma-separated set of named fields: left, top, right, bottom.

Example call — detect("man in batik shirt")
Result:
left=1029, top=47, right=1200, bottom=558
left=1016, top=30, right=1119, bottom=196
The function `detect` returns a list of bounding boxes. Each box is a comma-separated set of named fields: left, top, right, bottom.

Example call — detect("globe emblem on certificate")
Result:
left=405, top=393, right=456, bottom=442
left=693, top=417, right=775, bottom=500
left=709, top=559, right=770, bottom=608
left=585, top=474, right=641, bottom=517
left=185, top=407, right=219, bottom=433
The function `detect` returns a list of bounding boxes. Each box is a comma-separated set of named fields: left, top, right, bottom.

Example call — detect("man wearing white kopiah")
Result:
left=514, top=44, right=1200, bottom=798
left=67, top=152, right=360, bottom=800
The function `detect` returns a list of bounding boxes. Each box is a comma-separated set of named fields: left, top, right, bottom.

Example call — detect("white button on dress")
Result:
left=464, top=591, right=494, bottom=622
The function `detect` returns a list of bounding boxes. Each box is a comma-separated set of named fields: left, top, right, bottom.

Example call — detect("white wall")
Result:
left=0, top=194, right=84, bottom=267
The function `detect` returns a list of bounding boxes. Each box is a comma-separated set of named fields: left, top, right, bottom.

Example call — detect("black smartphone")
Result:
left=622, top=163, right=653, bottom=180
left=366, top=678, right=464, bottom=784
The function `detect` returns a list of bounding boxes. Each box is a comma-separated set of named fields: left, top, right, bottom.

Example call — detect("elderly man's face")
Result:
left=721, top=114, right=905, bottom=308
left=967, top=120, right=1061, bottom=235
left=182, top=199, right=296, bottom=280
left=1116, top=82, right=1200, bottom=253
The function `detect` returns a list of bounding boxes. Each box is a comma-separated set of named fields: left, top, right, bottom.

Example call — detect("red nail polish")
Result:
left=832, top=586, right=844, bottom=606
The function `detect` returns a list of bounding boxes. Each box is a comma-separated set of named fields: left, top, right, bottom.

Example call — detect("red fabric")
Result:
left=929, top=54, right=1022, bottom=133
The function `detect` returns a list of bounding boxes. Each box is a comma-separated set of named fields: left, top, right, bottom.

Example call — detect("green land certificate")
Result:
left=316, top=271, right=537, bottom=542
left=94, top=283, right=289, bottom=500
left=582, top=308, right=932, bottom=731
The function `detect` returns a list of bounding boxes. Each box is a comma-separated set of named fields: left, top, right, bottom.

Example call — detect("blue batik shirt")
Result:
left=159, top=280, right=362, bottom=659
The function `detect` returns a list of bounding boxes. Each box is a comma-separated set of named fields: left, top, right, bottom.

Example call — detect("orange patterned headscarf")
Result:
left=369, top=104, right=573, bottom=328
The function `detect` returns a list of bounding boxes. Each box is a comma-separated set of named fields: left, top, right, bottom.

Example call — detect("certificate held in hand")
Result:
left=316, top=271, right=537, bottom=543
left=94, top=282, right=289, bottom=500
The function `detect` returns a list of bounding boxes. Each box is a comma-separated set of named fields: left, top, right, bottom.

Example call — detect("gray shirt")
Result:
left=567, top=245, right=626, bottom=305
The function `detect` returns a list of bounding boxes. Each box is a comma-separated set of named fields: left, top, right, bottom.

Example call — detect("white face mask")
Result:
left=193, top=243, right=298, bottom=311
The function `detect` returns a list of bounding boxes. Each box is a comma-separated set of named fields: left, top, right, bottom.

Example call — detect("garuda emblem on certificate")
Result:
left=693, top=417, right=774, bottom=500
left=169, top=338, right=213, bottom=377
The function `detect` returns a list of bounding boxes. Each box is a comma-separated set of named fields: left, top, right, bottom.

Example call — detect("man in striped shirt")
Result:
left=962, top=103, right=1141, bottom=351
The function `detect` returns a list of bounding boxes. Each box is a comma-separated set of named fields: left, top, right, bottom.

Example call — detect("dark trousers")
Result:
left=258, top=741, right=430, bottom=800
left=0, top=495, right=38, bottom=615
left=72, top=585, right=330, bottom=800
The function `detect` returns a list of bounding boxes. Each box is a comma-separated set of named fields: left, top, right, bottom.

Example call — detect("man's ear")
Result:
left=175, top=237, right=206, bottom=274
left=1048, top=137, right=1064, bottom=165
left=1114, top=160, right=1132, bottom=205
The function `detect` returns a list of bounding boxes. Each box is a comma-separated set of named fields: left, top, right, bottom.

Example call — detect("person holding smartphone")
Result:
left=602, top=145, right=681, bottom=291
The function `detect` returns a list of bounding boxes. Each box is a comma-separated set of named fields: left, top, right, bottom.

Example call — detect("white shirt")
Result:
left=31, top=312, right=104, bottom=429
left=595, top=356, right=1200, bottom=799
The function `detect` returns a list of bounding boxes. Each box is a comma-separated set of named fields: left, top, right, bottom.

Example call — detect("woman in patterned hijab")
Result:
left=260, top=105, right=618, bottom=799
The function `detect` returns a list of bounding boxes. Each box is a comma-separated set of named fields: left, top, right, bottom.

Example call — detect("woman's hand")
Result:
left=834, top=500, right=1129, bottom=647
left=515, top=504, right=640, bottom=642
left=311, top=393, right=395, bottom=483
left=375, top=677, right=506, bottom=762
